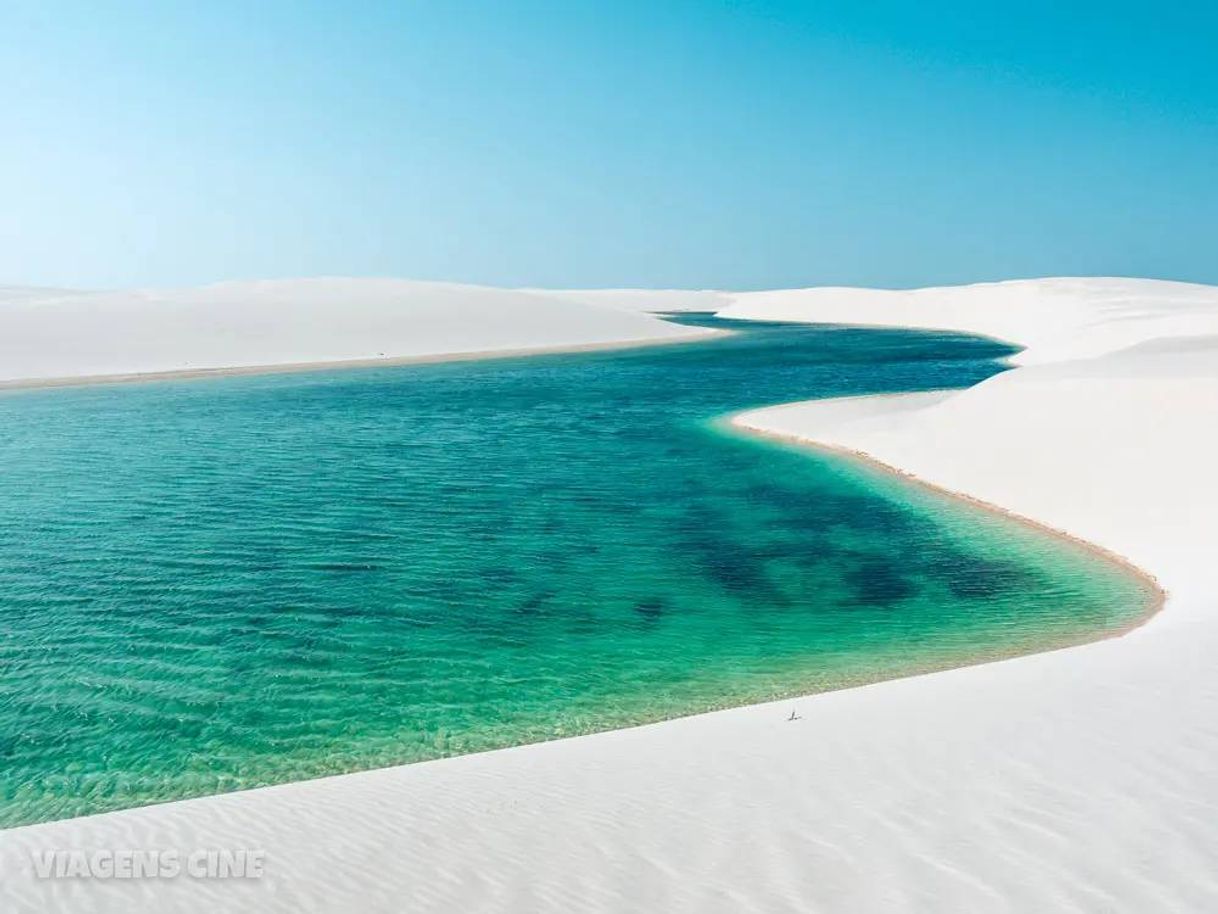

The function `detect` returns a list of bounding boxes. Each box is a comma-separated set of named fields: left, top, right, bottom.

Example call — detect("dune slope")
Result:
left=0, top=278, right=705, bottom=384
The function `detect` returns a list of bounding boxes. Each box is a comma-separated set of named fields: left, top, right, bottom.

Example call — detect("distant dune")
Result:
left=721, top=275, right=1218, bottom=365
left=0, top=278, right=706, bottom=385
left=526, top=287, right=734, bottom=313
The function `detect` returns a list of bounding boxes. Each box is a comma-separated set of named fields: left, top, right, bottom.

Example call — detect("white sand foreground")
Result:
left=3, top=277, right=1218, bottom=912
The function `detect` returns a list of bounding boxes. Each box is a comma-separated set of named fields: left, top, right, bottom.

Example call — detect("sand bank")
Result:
left=0, top=333, right=724, bottom=392
left=0, top=278, right=709, bottom=386
left=3, top=277, right=1218, bottom=913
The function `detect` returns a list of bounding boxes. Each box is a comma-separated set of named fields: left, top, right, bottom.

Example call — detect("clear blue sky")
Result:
left=2, top=1, right=1216, bottom=290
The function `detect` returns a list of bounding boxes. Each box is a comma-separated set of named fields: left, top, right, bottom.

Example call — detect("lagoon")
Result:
left=0, top=316, right=1151, bottom=826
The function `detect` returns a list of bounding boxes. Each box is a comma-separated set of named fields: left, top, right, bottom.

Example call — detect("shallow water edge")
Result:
left=723, top=408, right=1165, bottom=643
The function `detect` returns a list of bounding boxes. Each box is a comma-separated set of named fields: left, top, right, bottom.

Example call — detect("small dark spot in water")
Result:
left=633, top=597, right=665, bottom=623
left=753, top=537, right=835, bottom=564
left=308, top=562, right=381, bottom=573
left=938, top=555, right=1037, bottom=599
left=699, top=550, right=765, bottom=592
left=847, top=559, right=917, bottom=606
left=515, top=590, right=556, bottom=616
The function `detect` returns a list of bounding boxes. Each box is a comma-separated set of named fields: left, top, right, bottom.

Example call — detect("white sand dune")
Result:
left=527, top=287, right=733, bottom=313
left=3, top=277, right=1218, bottom=912
left=719, top=275, right=1218, bottom=366
left=0, top=286, right=90, bottom=306
left=0, top=278, right=706, bottom=385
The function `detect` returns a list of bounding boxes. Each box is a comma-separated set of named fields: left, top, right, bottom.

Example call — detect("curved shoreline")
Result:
left=0, top=327, right=726, bottom=393
left=3, top=331, right=1160, bottom=814
left=5, top=386, right=1162, bottom=831
left=724, top=406, right=1166, bottom=646
left=0, top=323, right=1122, bottom=831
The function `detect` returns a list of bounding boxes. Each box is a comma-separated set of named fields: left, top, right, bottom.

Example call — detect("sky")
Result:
left=2, top=1, right=1216, bottom=291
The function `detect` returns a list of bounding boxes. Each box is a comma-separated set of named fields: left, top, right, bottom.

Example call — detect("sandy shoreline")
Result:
left=3, top=276, right=1218, bottom=912
left=0, top=278, right=712, bottom=387
left=0, top=328, right=724, bottom=392
left=723, top=409, right=1166, bottom=642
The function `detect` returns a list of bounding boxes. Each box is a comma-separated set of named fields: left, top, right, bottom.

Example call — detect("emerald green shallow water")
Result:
left=0, top=316, right=1150, bottom=826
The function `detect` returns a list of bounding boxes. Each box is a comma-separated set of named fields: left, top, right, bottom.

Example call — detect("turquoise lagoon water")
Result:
left=0, top=317, right=1152, bottom=826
